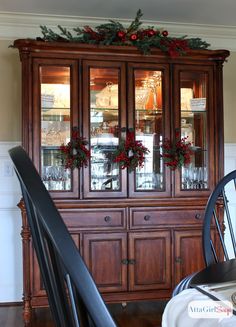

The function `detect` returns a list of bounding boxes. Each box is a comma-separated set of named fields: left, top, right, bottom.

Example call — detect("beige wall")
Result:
left=0, top=40, right=21, bottom=141
left=0, top=39, right=235, bottom=142
left=223, top=52, right=236, bottom=143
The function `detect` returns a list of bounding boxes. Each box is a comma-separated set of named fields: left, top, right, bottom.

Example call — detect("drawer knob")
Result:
left=195, top=213, right=202, bottom=220
left=175, top=257, right=183, bottom=264
left=144, top=215, right=151, bottom=221
left=104, top=216, right=111, bottom=222
left=121, top=259, right=129, bottom=265
left=129, top=259, right=136, bottom=265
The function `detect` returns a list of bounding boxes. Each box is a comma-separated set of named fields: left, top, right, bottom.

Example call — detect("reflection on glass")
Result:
left=134, top=69, right=164, bottom=191
left=40, top=66, right=71, bottom=191
left=90, top=68, right=120, bottom=191
left=180, top=71, right=208, bottom=190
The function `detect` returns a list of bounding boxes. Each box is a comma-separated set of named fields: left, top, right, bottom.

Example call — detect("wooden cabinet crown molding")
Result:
left=13, top=39, right=230, bottom=62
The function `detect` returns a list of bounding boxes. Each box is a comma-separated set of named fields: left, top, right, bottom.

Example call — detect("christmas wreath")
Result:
left=39, top=9, right=210, bottom=56
left=161, top=131, right=192, bottom=170
left=113, top=129, right=149, bottom=171
left=59, top=127, right=90, bottom=169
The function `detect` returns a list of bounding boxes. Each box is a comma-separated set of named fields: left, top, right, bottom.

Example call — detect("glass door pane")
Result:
left=180, top=71, right=208, bottom=190
left=134, top=70, right=164, bottom=191
left=40, top=66, right=71, bottom=191
left=90, top=68, right=120, bottom=191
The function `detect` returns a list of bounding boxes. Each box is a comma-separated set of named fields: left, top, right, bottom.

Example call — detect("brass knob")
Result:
left=104, top=216, right=111, bottom=222
left=175, top=257, right=183, bottom=264
left=129, top=259, right=136, bottom=265
left=195, top=213, right=201, bottom=220
left=121, top=259, right=129, bottom=265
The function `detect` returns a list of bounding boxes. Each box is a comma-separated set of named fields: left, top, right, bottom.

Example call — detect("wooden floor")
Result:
left=0, top=301, right=167, bottom=327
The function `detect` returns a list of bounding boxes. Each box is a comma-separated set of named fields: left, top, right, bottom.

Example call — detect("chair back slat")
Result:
left=203, top=169, right=236, bottom=266
left=210, top=239, right=218, bottom=263
left=213, top=209, right=229, bottom=261
left=222, top=189, right=236, bottom=256
left=9, top=146, right=117, bottom=327
left=65, top=274, right=80, bottom=327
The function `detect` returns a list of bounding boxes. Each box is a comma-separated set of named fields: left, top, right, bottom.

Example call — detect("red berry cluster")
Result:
left=113, top=130, right=150, bottom=171
left=161, top=38, right=189, bottom=57
left=60, top=128, right=90, bottom=169
left=161, top=131, right=192, bottom=170
left=116, top=28, right=169, bottom=43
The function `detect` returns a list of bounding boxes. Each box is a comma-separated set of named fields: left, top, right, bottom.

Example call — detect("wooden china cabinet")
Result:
left=14, top=38, right=229, bottom=324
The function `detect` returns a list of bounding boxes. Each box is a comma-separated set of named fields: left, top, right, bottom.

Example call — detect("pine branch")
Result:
left=40, top=25, right=61, bottom=41
left=38, top=10, right=210, bottom=56
left=126, top=9, right=143, bottom=34
left=58, top=25, right=73, bottom=40
left=187, top=38, right=210, bottom=49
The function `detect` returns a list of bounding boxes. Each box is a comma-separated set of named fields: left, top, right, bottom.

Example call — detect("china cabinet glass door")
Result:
left=83, top=61, right=127, bottom=198
left=174, top=65, right=214, bottom=196
left=128, top=64, right=171, bottom=197
left=33, top=59, right=79, bottom=198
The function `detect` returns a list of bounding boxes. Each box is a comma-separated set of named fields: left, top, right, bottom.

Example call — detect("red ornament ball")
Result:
left=162, top=30, right=169, bottom=37
left=117, top=31, right=126, bottom=39
left=147, top=29, right=156, bottom=37
left=130, top=33, right=138, bottom=41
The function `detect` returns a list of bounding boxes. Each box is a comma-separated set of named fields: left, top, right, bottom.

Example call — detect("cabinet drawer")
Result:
left=61, top=208, right=126, bottom=230
left=130, top=208, right=204, bottom=229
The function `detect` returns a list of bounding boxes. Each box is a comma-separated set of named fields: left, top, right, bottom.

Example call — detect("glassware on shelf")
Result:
left=42, top=165, right=71, bottom=191
left=136, top=171, right=163, bottom=190
left=95, top=81, right=118, bottom=109
left=135, top=87, right=149, bottom=109
left=90, top=159, right=120, bottom=191
left=182, top=165, right=208, bottom=190
left=142, top=71, right=162, bottom=110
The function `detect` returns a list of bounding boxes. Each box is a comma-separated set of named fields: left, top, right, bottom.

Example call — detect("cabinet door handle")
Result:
left=144, top=215, right=151, bottom=221
left=175, top=257, right=183, bottom=264
left=129, top=259, right=136, bottom=265
left=104, top=216, right=111, bottom=222
left=195, top=213, right=202, bottom=220
left=121, top=259, right=129, bottom=265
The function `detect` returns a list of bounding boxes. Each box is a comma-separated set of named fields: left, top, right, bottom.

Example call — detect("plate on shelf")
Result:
left=190, top=146, right=201, bottom=151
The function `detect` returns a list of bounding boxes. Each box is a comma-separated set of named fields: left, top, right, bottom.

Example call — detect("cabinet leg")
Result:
left=23, top=298, right=32, bottom=326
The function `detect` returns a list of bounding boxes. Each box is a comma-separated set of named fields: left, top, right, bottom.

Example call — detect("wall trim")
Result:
left=0, top=141, right=22, bottom=210
left=224, top=143, right=236, bottom=157
left=224, top=143, right=236, bottom=175
left=0, top=301, right=22, bottom=307
left=0, top=11, right=235, bottom=51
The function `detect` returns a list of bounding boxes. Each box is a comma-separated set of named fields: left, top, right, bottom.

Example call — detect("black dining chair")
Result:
left=9, top=146, right=117, bottom=327
left=173, top=169, right=236, bottom=296
left=203, top=169, right=236, bottom=266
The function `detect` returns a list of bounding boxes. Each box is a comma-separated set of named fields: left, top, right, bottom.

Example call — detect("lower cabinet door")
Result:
left=128, top=231, right=172, bottom=291
left=174, top=229, right=205, bottom=286
left=83, top=232, right=128, bottom=293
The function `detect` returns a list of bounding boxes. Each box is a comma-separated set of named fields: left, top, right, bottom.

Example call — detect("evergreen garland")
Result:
left=39, top=9, right=210, bottom=56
